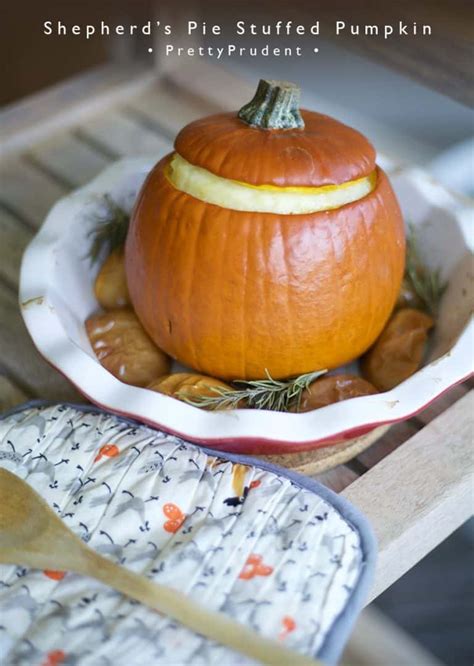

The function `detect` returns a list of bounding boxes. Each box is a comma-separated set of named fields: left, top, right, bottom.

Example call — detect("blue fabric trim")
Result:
left=1, top=400, right=377, bottom=665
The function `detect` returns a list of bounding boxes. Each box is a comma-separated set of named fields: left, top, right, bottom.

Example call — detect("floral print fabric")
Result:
left=0, top=405, right=365, bottom=665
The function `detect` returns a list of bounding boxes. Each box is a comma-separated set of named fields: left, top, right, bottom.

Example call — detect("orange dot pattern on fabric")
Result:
left=94, top=444, right=120, bottom=462
left=163, top=503, right=186, bottom=533
left=43, top=570, right=66, bottom=581
left=279, top=616, right=296, bottom=640
left=239, top=554, right=273, bottom=580
left=41, top=649, right=66, bottom=666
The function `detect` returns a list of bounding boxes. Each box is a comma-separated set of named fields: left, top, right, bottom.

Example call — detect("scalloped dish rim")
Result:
left=19, top=157, right=474, bottom=454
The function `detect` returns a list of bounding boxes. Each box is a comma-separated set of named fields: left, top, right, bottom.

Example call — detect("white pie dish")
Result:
left=19, top=156, right=473, bottom=454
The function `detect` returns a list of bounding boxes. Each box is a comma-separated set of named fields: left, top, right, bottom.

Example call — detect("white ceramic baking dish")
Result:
left=19, top=157, right=473, bottom=454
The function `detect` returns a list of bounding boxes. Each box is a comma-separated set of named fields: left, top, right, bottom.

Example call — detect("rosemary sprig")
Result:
left=405, top=226, right=445, bottom=316
left=87, top=194, right=130, bottom=263
left=183, top=369, right=327, bottom=412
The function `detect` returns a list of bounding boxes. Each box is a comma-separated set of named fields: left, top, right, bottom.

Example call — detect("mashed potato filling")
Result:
left=167, top=152, right=376, bottom=214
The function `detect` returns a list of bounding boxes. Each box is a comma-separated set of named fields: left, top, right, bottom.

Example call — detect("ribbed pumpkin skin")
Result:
left=126, top=157, right=405, bottom=380
left=175, top=111, right=376, bottom=187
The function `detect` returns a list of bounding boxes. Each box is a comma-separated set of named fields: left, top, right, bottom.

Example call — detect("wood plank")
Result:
left=313, top=465, right=358, bottom=493
left=0, top=157, right=67, bottom=227
left=357, top=421, right=421, bottom=470
left=341, top=605, right=443, bottom=666
left=414, top=381, right=470, bottom=426
left=126, top=81, right=221, bottom=138
left=0, top=62, right=156, bottom=159
left=0, top=209, right=32, bottom=288
left=0, top=375, right=29, bottom=412
left=165, top=60, right=254, bottom=113
left=76, top=109, right=172, bottom=158
left=28, top=133, right=111, bottom=189
left=343, top=391, right=474, bottom=603
left=0, top=281, right=84, bottom=402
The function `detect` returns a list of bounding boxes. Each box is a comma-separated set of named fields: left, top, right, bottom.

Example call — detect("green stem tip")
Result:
left=238, top=79, right=305, bottom=130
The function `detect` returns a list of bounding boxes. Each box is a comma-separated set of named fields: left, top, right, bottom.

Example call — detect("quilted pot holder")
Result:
left=0, top=403, right=376, bottom=665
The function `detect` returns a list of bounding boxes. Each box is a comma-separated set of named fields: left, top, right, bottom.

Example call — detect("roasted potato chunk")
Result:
left=148, top=373, right=232, bottom=406
left=94, top=250, right=130, bottom=310
left=361, top=308, right=434, bottom=391
left=294, top=374, right=377, bottom=412
left=86, top=308, right=170, bottom=386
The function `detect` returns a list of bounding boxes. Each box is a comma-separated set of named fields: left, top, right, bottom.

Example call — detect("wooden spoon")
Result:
left=0, top=469, right=320, bottom=665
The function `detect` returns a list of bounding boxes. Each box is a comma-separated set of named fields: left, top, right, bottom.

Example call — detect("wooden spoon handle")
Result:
left=83, top=551, right=320, bottom=665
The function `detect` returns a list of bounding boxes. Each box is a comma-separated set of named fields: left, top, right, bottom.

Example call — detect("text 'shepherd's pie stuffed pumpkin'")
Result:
left=126, top=80, right=405, bottom=380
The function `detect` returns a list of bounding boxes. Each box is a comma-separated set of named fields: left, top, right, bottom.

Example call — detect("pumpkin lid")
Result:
left=174, top=79, right=376, bottom=188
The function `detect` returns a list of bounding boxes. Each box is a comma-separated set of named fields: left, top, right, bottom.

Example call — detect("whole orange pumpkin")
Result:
left=126, top=79, right=405, bottom=380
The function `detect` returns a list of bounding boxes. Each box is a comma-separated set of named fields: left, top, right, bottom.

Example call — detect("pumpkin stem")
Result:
left=238, top=79, right=305, bottom=130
